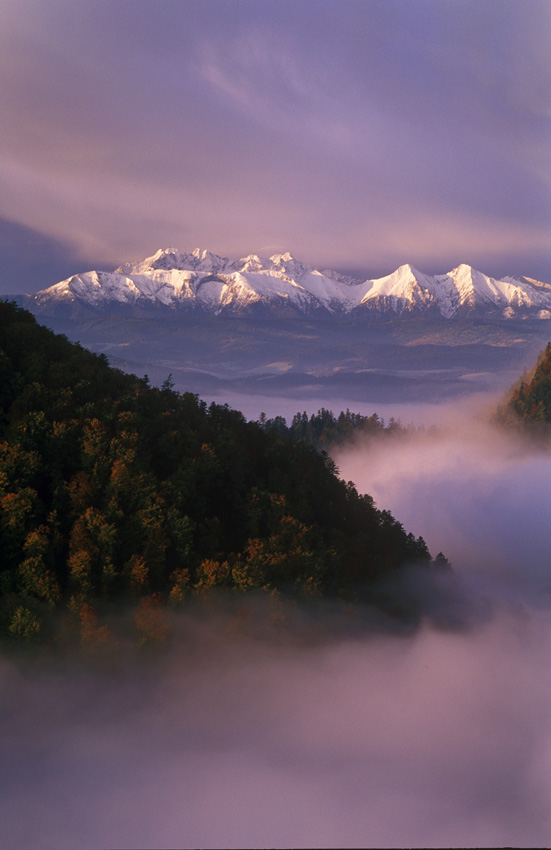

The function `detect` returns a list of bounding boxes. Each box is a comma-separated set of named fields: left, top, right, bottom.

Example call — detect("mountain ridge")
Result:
left=23, top=247, right=551, bottom=320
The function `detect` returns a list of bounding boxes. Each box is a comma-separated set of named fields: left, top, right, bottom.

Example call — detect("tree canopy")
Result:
left=0, top=300, right=434, bottom=648
left=499, top=342, right=551, bottom=431
left=258, top=407, right=412, bottom=452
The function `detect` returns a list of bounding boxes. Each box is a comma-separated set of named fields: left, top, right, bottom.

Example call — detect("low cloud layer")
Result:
left=2, top=607, right=551, bottom=848
left=2, top=399, right=551, bottom=849
left=336, top=404, right=551, bottom=600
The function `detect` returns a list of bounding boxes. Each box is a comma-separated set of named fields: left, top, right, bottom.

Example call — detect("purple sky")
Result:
left=1, top=0, right=550, bottom=293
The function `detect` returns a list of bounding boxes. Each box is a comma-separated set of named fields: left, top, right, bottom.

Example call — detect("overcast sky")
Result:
left=1, top=0, right=550, bottom=293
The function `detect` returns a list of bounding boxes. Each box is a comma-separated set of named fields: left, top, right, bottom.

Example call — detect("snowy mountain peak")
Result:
left=446, top=265, right=500, bottom=304
left=268, top=252, right=309, bottom=278
left=117, top=247, right=237, bottom=275
left=271, top=251, right=295, bottom=264
left=448, top=262, right=473, bottom=274
left=396, top=263, right=438, bottom=285
left=29, top=249, right=550, bottom=320
left=448, top=263, right=486, bottom=281
left=239, top=254, right=271, bottom=273
left=190, top=248, right=233, bottom=270
left=395, top=263, right=422, bottom=276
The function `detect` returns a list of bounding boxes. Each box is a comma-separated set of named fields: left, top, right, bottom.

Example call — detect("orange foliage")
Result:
left=78, top=602, right=112, bottom=651
left=134, top=593, right=171, bottom=646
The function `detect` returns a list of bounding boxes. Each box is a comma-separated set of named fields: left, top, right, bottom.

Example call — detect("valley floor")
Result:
left=38, top=313, right=551, bottom=413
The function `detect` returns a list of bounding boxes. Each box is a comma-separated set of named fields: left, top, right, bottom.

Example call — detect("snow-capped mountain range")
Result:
left=28, top=248, right=551, bottom=320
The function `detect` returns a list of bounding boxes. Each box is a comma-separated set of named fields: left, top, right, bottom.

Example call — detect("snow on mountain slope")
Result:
left=29, top=248, right=551, bottom=319
left=116, top=247, right=239, bottom=276
left=446, top=264, right=551, bottom=311
left=359, top=264, right=457, bottom=317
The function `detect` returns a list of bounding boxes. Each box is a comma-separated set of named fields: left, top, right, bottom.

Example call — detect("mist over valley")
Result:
left=28, top=306, right=551, bottom=420
left=2, top=302, right=551, bottom=848
left=3, top=408, right=551, bottom=849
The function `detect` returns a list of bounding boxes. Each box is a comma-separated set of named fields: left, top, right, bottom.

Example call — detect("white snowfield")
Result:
left=33, top=248, right=551, bottom=319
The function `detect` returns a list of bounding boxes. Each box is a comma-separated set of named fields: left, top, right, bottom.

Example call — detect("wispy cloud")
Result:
left=197, top=27, right=359, bottom=156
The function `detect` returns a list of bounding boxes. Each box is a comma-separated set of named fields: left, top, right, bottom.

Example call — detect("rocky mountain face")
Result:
left=25, top=248, right=551, bottom=320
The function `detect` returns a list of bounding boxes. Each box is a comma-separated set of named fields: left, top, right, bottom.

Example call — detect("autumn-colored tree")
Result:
left=134, top=593, right=170, bottom=646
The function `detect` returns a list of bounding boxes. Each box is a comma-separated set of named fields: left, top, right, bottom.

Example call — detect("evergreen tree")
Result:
left=0, top=300, right=437, bottom=646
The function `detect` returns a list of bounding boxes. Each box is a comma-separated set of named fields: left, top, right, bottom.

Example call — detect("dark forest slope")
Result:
left=0, top=301, right=434, bottom=647
left=505, top=342, right=551, bottom=426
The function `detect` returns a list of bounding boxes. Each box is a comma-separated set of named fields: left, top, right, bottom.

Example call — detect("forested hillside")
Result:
left=505, top=342, right=551, bottom=425
left=0, top=301, right=434, bottom=647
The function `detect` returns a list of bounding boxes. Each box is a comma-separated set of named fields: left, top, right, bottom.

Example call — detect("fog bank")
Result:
left=204, top=387, right=504, bottom=427
left=2, top=603, right=551, bottom=850
left=336, top=402, right=551, bottom=602
left=2, top=398, right=551, bottom=849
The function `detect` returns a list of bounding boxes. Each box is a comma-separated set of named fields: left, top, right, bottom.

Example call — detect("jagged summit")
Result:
left=117, top=247, right=238, bottom=275
left=27, top=249, right=551, bottom=320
